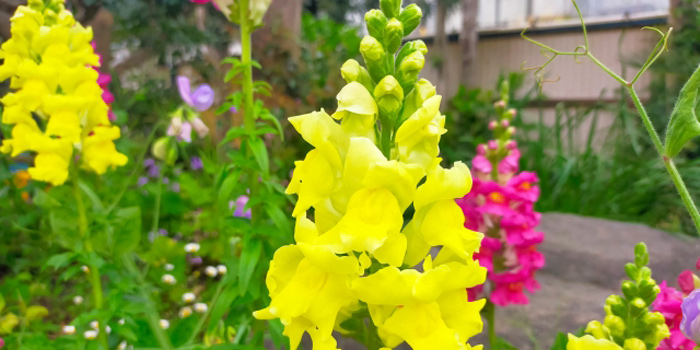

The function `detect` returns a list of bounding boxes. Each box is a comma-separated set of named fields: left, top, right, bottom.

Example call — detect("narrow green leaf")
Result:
left=238, top=239, right=262, bottom=296
left=217, top=171, right=242, bottom=212
left=665, top=64, right=700, bottom=158
left=112, top=207, right=141, bottom=256
left=79, top=180, right=105, bottom=213
left=247, top=137, right=269, bottom=177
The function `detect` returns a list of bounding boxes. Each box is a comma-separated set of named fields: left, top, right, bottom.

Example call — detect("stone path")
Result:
left=301, top=213, right=700, bottom=349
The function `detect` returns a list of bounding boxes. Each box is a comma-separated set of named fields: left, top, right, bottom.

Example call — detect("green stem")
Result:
left=380, top=121, right=393, bottom=158
left=626, top=86, right=700, bottom=235
left=72, top=173, right=108, bottom=350
left=122, top=256, right=174, bottom=350
left=485, top=300, right=497, bottom=350
left=239, top=0, right=262, bottom=225
left=184, top=279, right=226, bottom=345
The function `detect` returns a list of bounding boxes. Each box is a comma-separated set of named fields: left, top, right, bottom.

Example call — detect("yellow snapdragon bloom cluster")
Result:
left=254, top=1, right=486, bottom=349
left=0, top=0, right=127, bottom=185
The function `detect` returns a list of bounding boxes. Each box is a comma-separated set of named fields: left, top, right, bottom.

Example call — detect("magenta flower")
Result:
left=653, top=268, right=700, bottom=349
left=506, top=171, right=540, bottom=203
left=177, top=76, right=215, bottom=112
left=681, top=289, right=700, bottom=343
left=91, top=42, right=116, bottom=121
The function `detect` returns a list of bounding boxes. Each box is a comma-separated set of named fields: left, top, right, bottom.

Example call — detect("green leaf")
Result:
left=247, top=137, right=269, bottom=177
left=238, top=239, right=262, bottom=296
left=264, top=203, right=291, bottom=236
left=0, top=294, right=5, bottom=314
left=550, top=332, right=569, bottom=350
left=44, top=253, right=76, bottom=271
left=665, top=64, right=700, bottom=158
left=111, top=207, right=141, bottom=256
left=258, top=107, right=284, bottom=141
left=218, top=171, right=242, bottom=212
left=207, top=285, right=239, bottom=333
left=79, top=180, right=105, bottom=213
left=32, top=190, right=60, bottom=208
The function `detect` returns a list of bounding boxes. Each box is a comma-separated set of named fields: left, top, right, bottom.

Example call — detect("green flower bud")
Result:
left=622, top=338, right=646, bottom=350
left=645, top=323, right=670, bottom=348
left=380, top=0, right=402, bottom=18
left=585, top=320, right=609, bottom=340
left=630, top=297, right=646, bottom=310
left=606, top=295, right=627, bottom=317
left=397, top=40, right=428, bottom=67
left=365, top=10, right=388, bottom=41
left=625, top=263, right=639, bottom=280
left=500, top=80, right=510, bottom=105
left=152, top=137, right=169, bottom=161
left=621, top=280, right=637, bottom=300
left=398, top=4, right=422, bottom=35
left=341, top=59, right=374, bottom=91
left=639, top=266, right=652, bottom=280
left=634, top=242, right=649, bottom=267
left=642, top=311, right=665, bottom=326
left=360, top=36, right=389, bottom=82
left=399, top=79, right=436, bottom=124
left=375, top=75, right=404, bottom=118
left=603, top=315, right=626, bottom=337
left=385, top=18, right=404, bottom=54
left=396, top=50, right=425, bottom=93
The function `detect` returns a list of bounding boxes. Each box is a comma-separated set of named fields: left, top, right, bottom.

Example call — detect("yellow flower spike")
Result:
left=567, top=334, right=623, bottom=350
left=417, top=200, right=483, bottom=259
left=395, top=95, right=446, bottom=170
left=381, top=303, right=471, bottom=350
left=332, top=82, right=378, bottom=141
left=363, top=160, right=425, bottom=211
left=0, top=1, right=126, bottom=186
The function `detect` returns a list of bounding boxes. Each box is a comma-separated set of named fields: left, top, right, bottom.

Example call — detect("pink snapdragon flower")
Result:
left=458, top=102, right=545, bottom=307
left=653, top=260, right=700, bottom=350
left=91, top=42, right=116, bottom=121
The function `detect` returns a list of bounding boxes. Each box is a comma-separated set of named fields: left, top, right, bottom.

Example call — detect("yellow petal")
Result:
left=567, top=335, right=623, bottom=350
left=414, top=161, right=471, bottom=210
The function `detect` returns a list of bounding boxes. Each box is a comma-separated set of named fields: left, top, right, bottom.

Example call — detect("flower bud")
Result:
left=152, top=137, right=169, bottom=162
left=398, top=4, right=422, bottom=35
left=584, top=320, right=609, bottom=340
left=507, top=108, right=517, bottom=119
left=630, top=297, right=646, bottom=310
left=217, top=265, right=227, bottom=275
left=625, top=263, right=639, bottom=280
left=501, top=119, right=510, bottom=128
left=161, top=274, right=176, bottom=285
left=159, top=319, right=170, bottom=329
left=205, top=266, right=218, bottom=278
left=365, top=10, right=388, bottom=41
left=182, top=292, right=196, bottom=303
left=340, top=59, right=373, bottom=92
left=360, top=36, right=388, bottom=82
left=488, top=140, right=498, bottom=150
left=505, top=140, right=517, bottom=150
left=622, top=280, right=637, bottom=300
left=643, top=311, right=665, bottom=325
left=506, top=127, right=516, bottom=137
left=84, top=330, right=98, bottom=340
left=494, top=100, right=506, bottom=110
left=606, top=295, right=626, bottom=317
left=191, top=117, right=209, bottom=138
left=488, top=121, right=497, bottom=130
left=397, top=40, right=427, bottom=68
left=634, top=242, right=649, bottom=267
left=385, top=18, right=404, bottom=54
left=622, top=338, right=645, bottom=350
left=476, top=144, right=487, bottom=155
left=194, top=303, right=208, bottom=313
left=603, top=314, right=625, bottom=337
left=399, top=79, right=435, bottom=124
left=396, top=51, right=425, bottom=93
left=375, top=75, right=404, bottom=119
left=380, top=0, right=401, bottom=18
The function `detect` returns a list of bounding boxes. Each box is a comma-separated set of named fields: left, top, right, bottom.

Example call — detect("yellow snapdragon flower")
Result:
left=0, top=0, right=127, bottom=185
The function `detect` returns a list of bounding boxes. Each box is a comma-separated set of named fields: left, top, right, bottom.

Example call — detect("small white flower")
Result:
left=179, top=306, right=193, bottom=318
left=194, top=303, right=208, bottom=313
left=182, top=292, right=196, bottom=303
left=72, top=295, right=83, bottom=305
left=117, top=341, right=128, bottom=350
left=62, top=325, right=76, bottom=335
left=184, top=243, right=200, bottom=253
left=204, top=266, right=218, bottom=278
left=118, top=318, right=125, bottom=325
left=164, top=263, right=175, bottom=271
left=81, top=265, right=90, bottom=273
left=161, top=274, right=176, bottom=285
left=90, top=321, right=99, bottom=330
left=105, top=325, right=112, bottom=334
left=159, top=319, right=170, bottom=329
left=217, top=265, right=227, bottom=275
left=84, top=330, right=98, bottom=340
